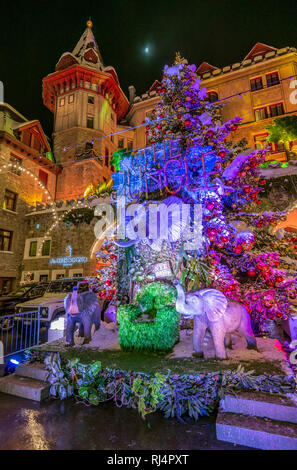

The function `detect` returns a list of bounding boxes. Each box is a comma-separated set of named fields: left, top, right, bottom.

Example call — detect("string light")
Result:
left=36, top=200, right=95, bottom=255
left=0, top=162, right=59, bottom=255
left=22, top=73, right=297, bottom=166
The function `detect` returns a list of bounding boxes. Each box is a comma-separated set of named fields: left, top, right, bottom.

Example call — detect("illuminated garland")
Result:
left=0, top=162, right=59, bottom=255
left=12, top=73, right=297, bottom=166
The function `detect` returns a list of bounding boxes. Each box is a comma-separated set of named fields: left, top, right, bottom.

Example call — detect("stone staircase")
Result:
left=216, top=391, right=297, bottom=450
left=0, top=362, right=49, bottom=402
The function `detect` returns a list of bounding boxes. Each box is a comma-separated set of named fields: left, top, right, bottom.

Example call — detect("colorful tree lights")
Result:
left=117, top=53, right=297, bottom=332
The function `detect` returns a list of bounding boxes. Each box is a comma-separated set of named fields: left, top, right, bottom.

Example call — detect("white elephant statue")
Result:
left=173, top=280, right=256, bottom=359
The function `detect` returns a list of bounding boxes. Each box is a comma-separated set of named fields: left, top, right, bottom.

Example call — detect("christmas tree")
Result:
left=141, top=53, right=297, bottom=332
left=95, top=238, right=118, bottom=302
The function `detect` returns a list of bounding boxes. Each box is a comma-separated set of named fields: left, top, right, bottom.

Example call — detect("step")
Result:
left=15, top=362, right=48, bottom=382
left=221, top=391, right=297, bottom=424
left=216, top=411, right=297, bottom=450
left=0, top=374, right=50, bottom=401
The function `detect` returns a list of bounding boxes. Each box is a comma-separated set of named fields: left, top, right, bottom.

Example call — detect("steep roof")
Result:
left=196, top=62, right=218, bottom=76
left=12, top=120, right=51, bottom=152
left=243, top=42, right=277, bottom=61
left=56, top=20, right=104, bottom=72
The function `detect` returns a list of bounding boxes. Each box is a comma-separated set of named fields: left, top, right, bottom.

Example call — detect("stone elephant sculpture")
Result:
left=173, top=280, right=256, bottom=359
left=64, top=290, right=101, bottom=346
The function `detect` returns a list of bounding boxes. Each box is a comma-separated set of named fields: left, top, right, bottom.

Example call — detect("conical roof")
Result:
left=71, top=19, right=104, bottom=70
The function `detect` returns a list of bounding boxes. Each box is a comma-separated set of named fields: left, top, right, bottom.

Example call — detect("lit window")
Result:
left=39, top=169, right=48, bottom=187
left=29, top=241, right=37, bottom=257
left=68, top=94, right=74, bottom=103
left=59, top=98, right=65, bottom=106
left=42, top=240, right=51, bottom=256
left=269, top=103, right=284, bottom=117
left=250, top=77, right=263, bottom=91
left=88, top=95, right=95, bottom=104
left=254, top=107, right=268, bottom=121
left=87, top=115, right=94, bottom=128
left=253, top=133, right=268, bottom=149
left=206, top=91, right=218, bottom=103
left=0, top=229, right=13, bottom=251
left=56, top=273, right=65, bottom=279
left=266, top=72, right=280, bottom=87
left=3, top=189, right=17, bottom=211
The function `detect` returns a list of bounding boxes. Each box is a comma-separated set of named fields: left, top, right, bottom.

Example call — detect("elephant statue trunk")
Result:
left=173, top=279, right=256, bottom=359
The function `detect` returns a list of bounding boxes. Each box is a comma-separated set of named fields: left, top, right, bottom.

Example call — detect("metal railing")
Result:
left=0, top=311, right=40, bottom=363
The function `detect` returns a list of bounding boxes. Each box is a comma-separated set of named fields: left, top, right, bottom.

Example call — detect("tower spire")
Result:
left=71, top=19, right=104, bottom=69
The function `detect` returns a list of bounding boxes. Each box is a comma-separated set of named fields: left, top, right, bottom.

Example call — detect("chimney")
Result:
left=128, top=85, right=136, bottom=103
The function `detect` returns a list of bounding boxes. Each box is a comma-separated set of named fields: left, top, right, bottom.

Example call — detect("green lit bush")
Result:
left=117, top=282, right=179, bottom=352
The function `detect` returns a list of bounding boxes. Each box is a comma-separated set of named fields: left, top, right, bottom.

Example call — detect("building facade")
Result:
left=1, top=21, right=297, bottom=291
left=0, top=103, right=59, bottom=292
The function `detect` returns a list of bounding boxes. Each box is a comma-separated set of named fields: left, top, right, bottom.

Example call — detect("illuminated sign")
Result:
left=50, top=245, right=88, bottom=267
left=150, top=261, right=173, bottom=279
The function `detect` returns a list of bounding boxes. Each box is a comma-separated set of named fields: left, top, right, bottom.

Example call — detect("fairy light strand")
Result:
left=30, top=72, right=297, bottom=165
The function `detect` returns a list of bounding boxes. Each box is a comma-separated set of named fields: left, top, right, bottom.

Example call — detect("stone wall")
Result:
left=0, top=142, right=57, bottom=289
left=20, top=197, right=111, bottom=283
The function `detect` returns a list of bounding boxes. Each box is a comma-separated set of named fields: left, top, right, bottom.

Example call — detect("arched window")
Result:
left=207, top=91, right=218, bottom=103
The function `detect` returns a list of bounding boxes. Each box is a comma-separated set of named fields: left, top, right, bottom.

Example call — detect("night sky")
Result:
left=1, top=0, right=296, bottom=137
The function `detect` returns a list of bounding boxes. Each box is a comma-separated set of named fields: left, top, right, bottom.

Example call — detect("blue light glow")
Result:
left=10, top=359, right=19, bottom=365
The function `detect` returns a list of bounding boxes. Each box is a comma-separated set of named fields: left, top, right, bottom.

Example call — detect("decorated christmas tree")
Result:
left=95, top=238, right=118, bottom=302
left=114, top=53, right=297, bottom=333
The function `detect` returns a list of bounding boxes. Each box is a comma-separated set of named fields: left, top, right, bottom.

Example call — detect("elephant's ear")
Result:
left=199, top=289, right=228, bottom=322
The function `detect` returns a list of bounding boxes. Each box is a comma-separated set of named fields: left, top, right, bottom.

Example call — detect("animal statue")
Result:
left=104, top=304, right=117, bottom=323
left=64, top=287, right=101, bottom=346
left=173, top=280, right=256, bottom=359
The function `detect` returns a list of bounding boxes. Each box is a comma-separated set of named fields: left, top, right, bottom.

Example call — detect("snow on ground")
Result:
left=71, top=323, right=291, bottom=375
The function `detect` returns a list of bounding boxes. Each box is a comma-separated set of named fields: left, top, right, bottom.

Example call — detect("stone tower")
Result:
left=42, top=19, right=130, bottom=201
